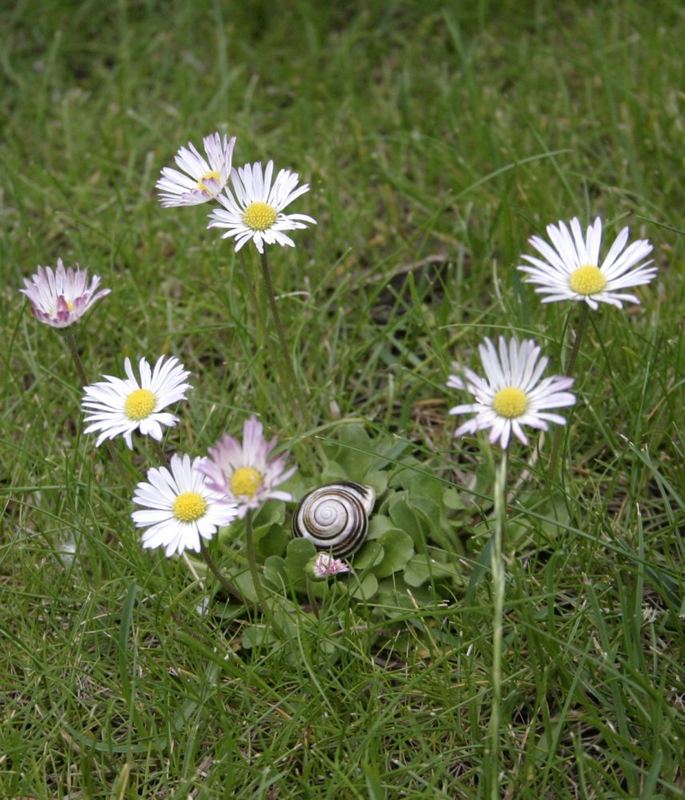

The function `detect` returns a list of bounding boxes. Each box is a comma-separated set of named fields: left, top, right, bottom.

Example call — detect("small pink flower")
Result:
left=20, top=259, right=110, bottom=328
left=310, top=553, right=351, bottom=579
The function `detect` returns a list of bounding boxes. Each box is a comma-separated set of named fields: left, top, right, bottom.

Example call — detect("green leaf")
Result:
left=234, top=569, right=259, bottom=602
left=398, top=468, right=445, bottom=503
left=364, top=469, right=388, bottom=495
left=256, top=524, right=290, bottom=559
left=352, top=540, right=384, bottom=570
left=334, top=424, right=375, bottom=478
left=240, top=625, right=276, bottom=649
left=263, top=555, right=287, bottom=590
left=373, top=530, right=414, bottom=577
left=404, top=553, right=460, bottom=587
left=283, top=538, right=317, bottom=588
left=251, top=499, right=285, bottom=529
left=367, top=514, right=395, bottom=540
left=349, top=572, right=378, bottom=600
left=443, top=487, right=466, bottom=510
left=388, top=496, right=427, bottom=547
left=320, top=459, right=347, bottom=484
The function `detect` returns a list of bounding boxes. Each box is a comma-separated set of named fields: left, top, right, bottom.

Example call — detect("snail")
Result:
left=292, top=482, right=376, bottom=558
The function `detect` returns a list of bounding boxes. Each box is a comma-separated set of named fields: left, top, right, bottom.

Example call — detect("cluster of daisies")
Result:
left=446, top=216, right=656, bottom=448
left=79, top=347, right=297, bottom=557
left=17, top=131, right=316, bottom=563
left=156, top=131, right=316, bottom=253
left=18, top=129, right=658, bottom=585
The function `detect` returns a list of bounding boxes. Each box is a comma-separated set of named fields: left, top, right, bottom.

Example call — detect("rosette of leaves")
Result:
left=260, top=424, right=468, bottom=614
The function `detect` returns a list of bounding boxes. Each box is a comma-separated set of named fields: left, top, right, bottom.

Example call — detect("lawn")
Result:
left=2, top=1, right=684, bottom=797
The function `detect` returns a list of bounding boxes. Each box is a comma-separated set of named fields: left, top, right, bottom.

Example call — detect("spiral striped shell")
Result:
left=292, top=482, right=376, bottom=558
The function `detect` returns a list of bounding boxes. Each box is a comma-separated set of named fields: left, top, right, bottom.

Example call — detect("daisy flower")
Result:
left=199, top=415, right=296, bottom=516
left=309, top=552, right=351, bottom=579
left=207, top=160, right=316, bottom=253
left=447, top=337, right=576, bottom=449
left=81, top=356, right=191, bottom=448
left=156, top=132, right=236, bottom=207
left=20, top=259, right=110, bottom=328
left=132, top=454, right=239, bottom=557
left=518, top=217, right=656, bottom=310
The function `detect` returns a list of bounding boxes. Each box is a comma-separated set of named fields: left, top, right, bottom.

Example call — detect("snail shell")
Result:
left=293, top=482, right=376, bottom=558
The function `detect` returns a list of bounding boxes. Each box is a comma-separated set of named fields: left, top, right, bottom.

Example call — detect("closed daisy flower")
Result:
left=518, top=217, right=656, bottom=310
left=207, top=160, right=316, bottom=253
left=309, top=553, right=351, bottom=579
left=132, top=454, right=239, bottom=557
left=82, top=356, right=191, bottom=448
left=156, top=132, right=236, bottom=207
left=20, top=259, right=110, bottom=328
left=447, top=337, right=576, bottom=449
left=199, top=415, right=296, bottom=516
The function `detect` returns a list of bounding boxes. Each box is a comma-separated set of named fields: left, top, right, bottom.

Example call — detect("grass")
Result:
left=2, top=0, right=685, bottom=797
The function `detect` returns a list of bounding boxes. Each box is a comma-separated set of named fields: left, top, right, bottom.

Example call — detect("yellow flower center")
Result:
left=569, top=265, right=607, bottom=296
left=196, top=170, right=221, bottom=195
left=230, top=466, right=263, bottom=498
left=124, top=388, right=156, bottom=421
left=65, top=299, right=75, bottom=311
left=243, top=201, right=277, bottom=231
left=492, top=386, right=529, bottom=419
left=172, top=491, right=208, bottom=522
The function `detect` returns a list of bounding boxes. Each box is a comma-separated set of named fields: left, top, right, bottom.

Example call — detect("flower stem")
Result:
left=239, top=250, right=266, bottom=347
left=258, top=250, right=307, bottom=427
left=487, top=450, right=508, bottom=800
left=62, top=328, right=88, bottom=386
left=199, top=540, right=245, bottom=604
left=563, top=304, right=589, bottom=377
left=245, top=510, right=267, bottom=605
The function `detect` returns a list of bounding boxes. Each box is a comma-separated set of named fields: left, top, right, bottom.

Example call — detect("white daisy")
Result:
left=207, top=160, right=316, bottom=253
left=81, top=356, right=191, bottom=448
left=132, top=454, right=239, bottom=557
left=447, top=337, right=576, bottom=449
left=156, top=132, right=236, bottom=207
left=518, top=217, right=656, bottom=310
left=20, top=258, right=110, bottom=328
left=199, top=415, right=296, bottom=517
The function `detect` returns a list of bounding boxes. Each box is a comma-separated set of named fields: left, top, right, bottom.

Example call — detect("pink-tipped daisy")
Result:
left=518, top=217, right=656, bottom=310
left=132, top=454, right=239, bottom=557
left=19, top=259, right=110, bottom=328
left=309, top=553, right=351, bottom=579
left=199, top=415, right=296, bottom=516
left=447, top=337, right=576, bottom=449
left=81, top=356, right=191, bottom=448
left=156, top=132, right=236, bottom=207
left=207, top=160, right=316, bottom=253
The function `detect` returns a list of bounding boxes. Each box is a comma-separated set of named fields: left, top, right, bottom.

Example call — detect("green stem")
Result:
left=245, top=509, right=268, bottom=609
left=199, top=540, right=245, bottom=604
left=240, top=250, right=266, bottom=348
left=63, top=328, right=88, bottom=386
left=258, top=250, right=307, bottom=427
left=563, top=304, right=589, bottom=377
left=487, top=450, right=508, bottom=800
